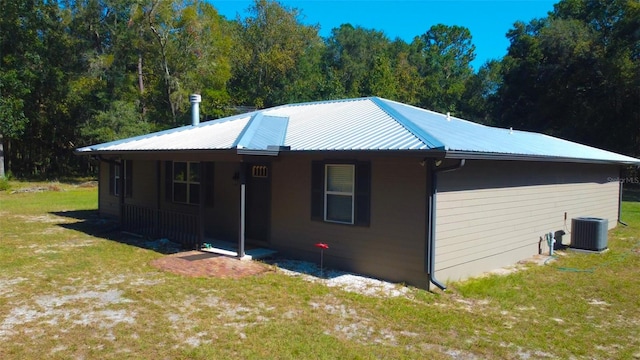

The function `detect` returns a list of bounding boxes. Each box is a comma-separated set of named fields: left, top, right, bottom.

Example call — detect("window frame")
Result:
left=172, top=161, right=200, bottom=205
left=113, top=163, right=121, bottom=196
left=311, top=160, right=370, bottom=227
left=110, top=160, right=132, bottom=198
left=324, top=164, right=355, bottom=224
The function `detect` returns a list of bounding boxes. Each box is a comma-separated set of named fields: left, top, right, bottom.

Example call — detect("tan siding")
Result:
left=98, top=161, right=119, bottom=218
left=435, top=160, right=619, bottom=282
left=129, top=160, right=157, bottom=208
left=271, top=154, right=430, bottom=288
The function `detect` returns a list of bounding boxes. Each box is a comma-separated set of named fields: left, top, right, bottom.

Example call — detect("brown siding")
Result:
left=130, top=160, right=158, bottom=208
left=98, top=160, right=159, bottom=219
left=205, top=161, right=240, bottom=240
left=97, top=157, right=241, bottom=240
left=435, top=160, right=620, bottom=282
left=271, top=154, right=430, bottom=288
left=96, top=152, right=622, bottom=290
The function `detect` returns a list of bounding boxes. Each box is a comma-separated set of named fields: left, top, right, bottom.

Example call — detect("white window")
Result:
left=324, top=164, right=355, bottom=224
left=173, top=161, right=200, bottom=205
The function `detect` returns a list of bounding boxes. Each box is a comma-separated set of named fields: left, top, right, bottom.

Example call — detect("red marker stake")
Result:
left=314, top=243, right=329, bottom=277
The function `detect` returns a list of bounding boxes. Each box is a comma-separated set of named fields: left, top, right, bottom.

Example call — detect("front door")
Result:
left=246, top=164, right=271, bottom=243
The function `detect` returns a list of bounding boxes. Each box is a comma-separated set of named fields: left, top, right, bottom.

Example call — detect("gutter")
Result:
left=426, top=158, right=466, bottom=291
left=443, top=150, right=640, bottom=166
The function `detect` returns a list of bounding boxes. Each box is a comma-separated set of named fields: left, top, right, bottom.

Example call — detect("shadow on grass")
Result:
left=623, top=187, right=640, bottom=202
left=51, top=210, right=182, bottom=254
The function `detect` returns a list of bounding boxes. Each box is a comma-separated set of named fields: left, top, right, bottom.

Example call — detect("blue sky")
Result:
left=211, top=0, right=558, bottom=70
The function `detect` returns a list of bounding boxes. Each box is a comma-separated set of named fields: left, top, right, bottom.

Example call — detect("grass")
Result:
left=1, top=181, right=639, bottom=359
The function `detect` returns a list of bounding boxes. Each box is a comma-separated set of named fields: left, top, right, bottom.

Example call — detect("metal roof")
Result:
left=77, top=114, right=250, bottom=152
left=76, top=97, right=640, bottom=165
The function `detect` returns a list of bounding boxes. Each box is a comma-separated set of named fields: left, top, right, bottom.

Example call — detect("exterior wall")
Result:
left=130, top=160, right=158, bottom=209
left=98, top=161, right=119, bottom=218
left=271, top=154, right=430, bottom=288
left=206, top=161, right=240, bottom=240
left=95, top=152, right=621, bottom=290
left=98, top=160, right=158, bottom=218
left=435, top=160, right=620, bottom=282
left=97, top=156, right=241, bottom=241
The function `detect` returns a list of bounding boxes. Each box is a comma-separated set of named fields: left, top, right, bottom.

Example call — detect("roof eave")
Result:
left=444, top=150, right=640, bottom=165
left=74, top=149, right=238, bottom=156
left=237, top=145, right=291, bottom=156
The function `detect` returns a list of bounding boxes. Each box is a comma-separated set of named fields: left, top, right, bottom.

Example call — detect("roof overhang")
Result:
left=237, top=145, right=291, bottom=156
left=75, top=149, right=239, bottom=157
left=443, top=150, right=640, bottom=165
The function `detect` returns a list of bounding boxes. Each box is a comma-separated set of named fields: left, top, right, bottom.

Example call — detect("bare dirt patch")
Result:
left=11, top=184, right=62, bottom=193
left=0, top=287, right=135, bottom=341
left=150, top=251, right=274, bottom=279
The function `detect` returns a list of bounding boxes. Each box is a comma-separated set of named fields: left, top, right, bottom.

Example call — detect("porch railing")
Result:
left=121, top=204, right=199, bottom=249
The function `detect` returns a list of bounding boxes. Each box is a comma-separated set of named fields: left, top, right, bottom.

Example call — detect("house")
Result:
left=76, top=96, right=640, bottom=290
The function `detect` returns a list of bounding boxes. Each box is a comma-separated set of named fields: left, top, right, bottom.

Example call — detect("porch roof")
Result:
left=76, top=97, right=640, bottom=165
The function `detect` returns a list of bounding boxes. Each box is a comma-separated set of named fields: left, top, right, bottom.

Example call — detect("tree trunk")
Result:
left=138, top=51, right=146, bottom=115
left=0, top=134, right=5, bottom=178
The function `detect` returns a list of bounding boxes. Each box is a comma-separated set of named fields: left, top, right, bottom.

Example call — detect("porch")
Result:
left=201, top=239, right=277, bottom=260
left=120, top=203, right=276, bottom=259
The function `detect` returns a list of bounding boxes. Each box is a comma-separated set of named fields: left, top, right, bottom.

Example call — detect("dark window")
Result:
left=173, top=161, right=200, bottom=205
left=166, top=161, right=214, bottom=206
left=311, top=160, right=370, bottom=226
left=109, top=160, right=132, bottom=197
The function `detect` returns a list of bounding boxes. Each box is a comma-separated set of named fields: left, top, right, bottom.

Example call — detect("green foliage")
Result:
left=229, top=0, right=321, bottom=107
left=410, top=24, right=476, bottom=113
left=80, top=101, right=154, bottom=145
left=498, top=0, right=640, bottom=156
left=324, top=24, right=394, bottom=98
left=0, top=177, right=10, bottom=191
left=2, top=0, right=638, bottom=177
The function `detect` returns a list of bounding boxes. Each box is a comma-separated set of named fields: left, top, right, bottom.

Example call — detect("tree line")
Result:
left=1, top=0, right=638, bottom=178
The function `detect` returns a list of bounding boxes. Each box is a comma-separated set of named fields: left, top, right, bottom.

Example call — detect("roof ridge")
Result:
left=280, top=97, right=369, bottom=109
left=369, top=97, right=446, bottom=150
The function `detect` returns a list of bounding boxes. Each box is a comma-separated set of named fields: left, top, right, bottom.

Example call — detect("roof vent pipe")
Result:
left=446, top=112, right=451, bottom=121
left=190, top=94, right=202, bottom=126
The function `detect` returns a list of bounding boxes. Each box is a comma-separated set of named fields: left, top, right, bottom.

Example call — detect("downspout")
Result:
left=618, top=167, right=628, bottom=226
left=426, top=158, right=466, bottom=291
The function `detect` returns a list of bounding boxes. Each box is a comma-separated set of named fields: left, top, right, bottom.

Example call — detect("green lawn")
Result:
left=1, top=181, right=639, bottom=359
